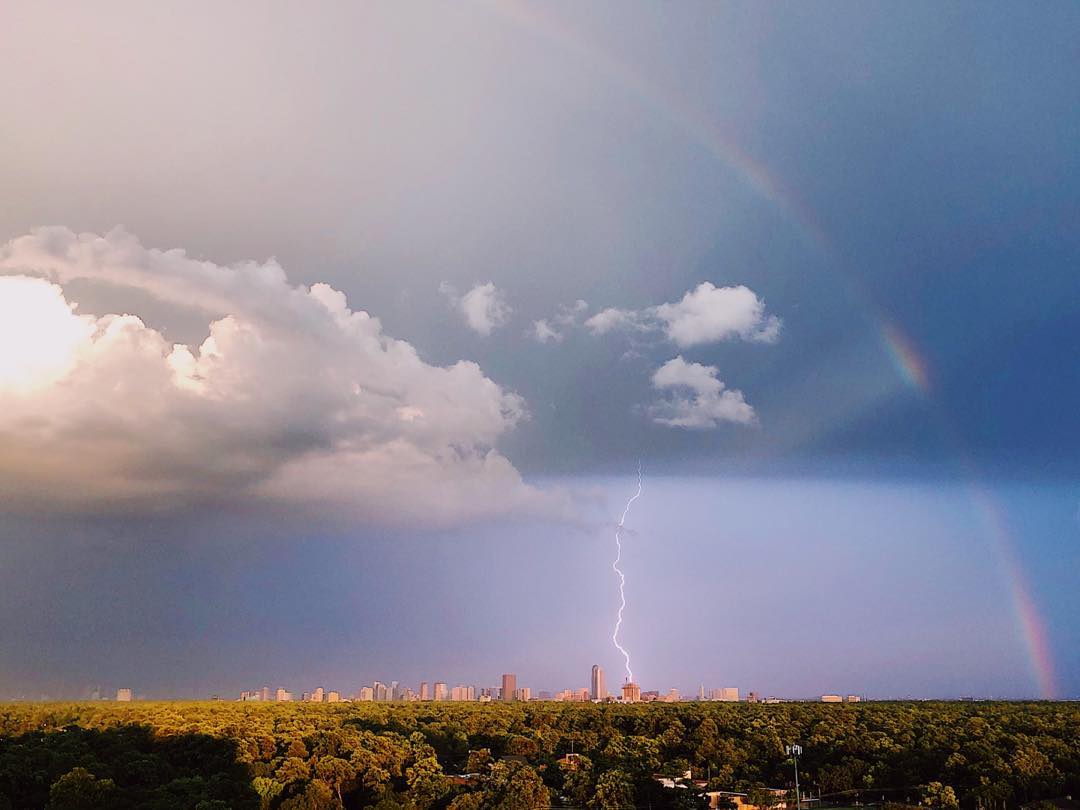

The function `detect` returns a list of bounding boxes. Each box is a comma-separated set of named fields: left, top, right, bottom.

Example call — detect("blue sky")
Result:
left=0, top=1, right=1077, bottom=699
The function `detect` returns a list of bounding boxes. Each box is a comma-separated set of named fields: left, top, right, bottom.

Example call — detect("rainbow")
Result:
left=478, top=0, right=830, bottom=252
left=481, top=0, right=1061, bottom=699
left=881, top=323, right=1060, bottom=698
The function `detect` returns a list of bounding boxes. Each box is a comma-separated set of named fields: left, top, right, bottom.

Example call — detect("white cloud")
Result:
left=530, top=319, right=562, bottom=344
left=654, top=282, right=780, bottom=346
left=584, top=307, right=643, bottom=335
left=441, top=281, right=512, bottom=335
left=0, top=227, right=567, bottom=525
left=530, top=299, right=588, bottom=343
left=583, top=283, right=780, bottom=347
left=649, top=356, right=756, bottom=429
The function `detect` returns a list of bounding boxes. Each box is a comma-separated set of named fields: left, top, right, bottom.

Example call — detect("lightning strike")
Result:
left=612, top=461, right=643, bottom=684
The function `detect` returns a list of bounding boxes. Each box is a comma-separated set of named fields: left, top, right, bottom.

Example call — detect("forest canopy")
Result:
left=0, top=700, right=1076, bottom=809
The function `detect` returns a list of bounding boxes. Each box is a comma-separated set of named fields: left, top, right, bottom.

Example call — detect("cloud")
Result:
left=530, top=299, right=588, bottom=343
left=440, top=281, right=512, bottom=335
left=649, top=356, right=756, bottom=428
left=530, top=319, right=562, bottom=344
left=654, top=282, right=781, bottom=346
left=0, top=227, right=567, bottom=526
left=584, top=307, right=644, bottom=335
left=584, top=283, right=780, bottom=346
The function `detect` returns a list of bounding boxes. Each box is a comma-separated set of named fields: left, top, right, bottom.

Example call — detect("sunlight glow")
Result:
left=0, top=276, right=92, bottom=392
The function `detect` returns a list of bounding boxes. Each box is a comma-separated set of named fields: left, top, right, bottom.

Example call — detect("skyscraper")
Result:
left=590, top=665, right=606, bottom=701
left=433, top=681, right=448, bottom=701
left=621, top=682, right=641, bottom=703
left=419, top=681, right=430, bottom=701
left=115, top=688, right=132, bottom=702
left=312, top=687, right=324, bottom=703
left=501, top=673, right=516, bottom=701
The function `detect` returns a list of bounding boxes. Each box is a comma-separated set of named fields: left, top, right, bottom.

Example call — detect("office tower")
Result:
left=514, top=687, right=531, bottom=701
left=391, top=681, right=401, bottom=701
left=358, top=686, right=374, bottom=701
left=501, top=673, right=516, bottom=701
left=373, top=681, right=388, bottom=702
left=276, top=688, right=292, bottom=702
left=327, top=691, right=340, bottom=702
left=591, top=665, right=606, bottom=700
left=621, top=682, right=641, bottom=703
left=709, top=687, right=740, bottom=702
left=312, top=687, right=324, bottom=703
left=698, top=684, right=705, bottom=700
left=115, top=688, right=133, bottom=702
left=433, top=681, right=448, bottom=701
left=419, top=681, right=430, bottom=701
left=261, top=686, right=271, bottom=702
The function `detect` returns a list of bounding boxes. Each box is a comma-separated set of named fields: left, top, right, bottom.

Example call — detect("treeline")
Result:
left=0, top=700, right=1076, bottom=809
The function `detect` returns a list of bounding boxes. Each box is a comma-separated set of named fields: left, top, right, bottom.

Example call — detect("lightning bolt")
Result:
left=612, top=461, right=642, bottom=684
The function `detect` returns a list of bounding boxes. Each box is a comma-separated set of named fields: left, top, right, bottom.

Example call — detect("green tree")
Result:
left=591, top=769, right=634, bottom=809
left=46, top=767, right=117, bottom=810
left=920, top=782, right=959, bottom=809
left=484, top=760, right=550, bottom=809
left=406, top=755, right=448, bottom=808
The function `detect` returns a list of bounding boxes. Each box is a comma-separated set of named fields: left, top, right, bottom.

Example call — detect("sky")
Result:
left=0, top=1, right=1078, bottom=701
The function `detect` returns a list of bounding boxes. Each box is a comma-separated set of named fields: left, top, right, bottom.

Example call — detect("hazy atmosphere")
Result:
left=1, top=1, right=1078, bottom=701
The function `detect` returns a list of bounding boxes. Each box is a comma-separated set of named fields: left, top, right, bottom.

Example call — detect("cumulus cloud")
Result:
left=584, top=283, right=780, bottom=346
left=654, top=282, right=780, bottom=346
left=530, top=319, right=562, bottom=344
left=440, top=281, right=512, bottom=335
left=530, top=299, right=588, bottom=343
left=583, top=307, right=644, bottom=335
left=649, top=356, right=756, bottom=428
left=0, top=227, right=567, bottom=525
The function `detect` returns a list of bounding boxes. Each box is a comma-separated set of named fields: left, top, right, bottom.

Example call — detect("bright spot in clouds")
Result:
left=0, top=276, right=94, bottom=392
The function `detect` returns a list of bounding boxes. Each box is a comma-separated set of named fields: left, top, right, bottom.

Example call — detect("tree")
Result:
left=484, top=760, right=551, bottom=809
left=315, top=756, right=355, bottom=805
left=406, top=755, right=449, bottom=808
left=280, top=779, right=338, bottom=810
left=591, top=769, right=634, bottom=809
left=921, top=782, right=959, bottom=809
left=252, top=777, right=285, bottom=810
left=46, top=768, right=117, bottom=810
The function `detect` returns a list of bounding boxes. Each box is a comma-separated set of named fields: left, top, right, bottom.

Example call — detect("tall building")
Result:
left=710, top=687, right=739, bottom=702
left=115, top=688, right=132, bottom=702
left=591, top=665, right=606, bottom=700
left=433, top=681, right=448, bottom=701
left=358, top=686, right=374, bottom=701
left=312, top=687, right=324, bottom=703
left=373, top=681, right=388, bottom=702
left=276, top=688, right=292, bottom=702
left=501, top=673, right=517, bottom=701
left=621, top=682, right=641, bottom=703
left=419, top=682, right=430, bottom=701
left=514, top=687, right=531, bottom=701
left=261, top=686, right=271, bottom=702
left=327, top=691, right=340, bottom=703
